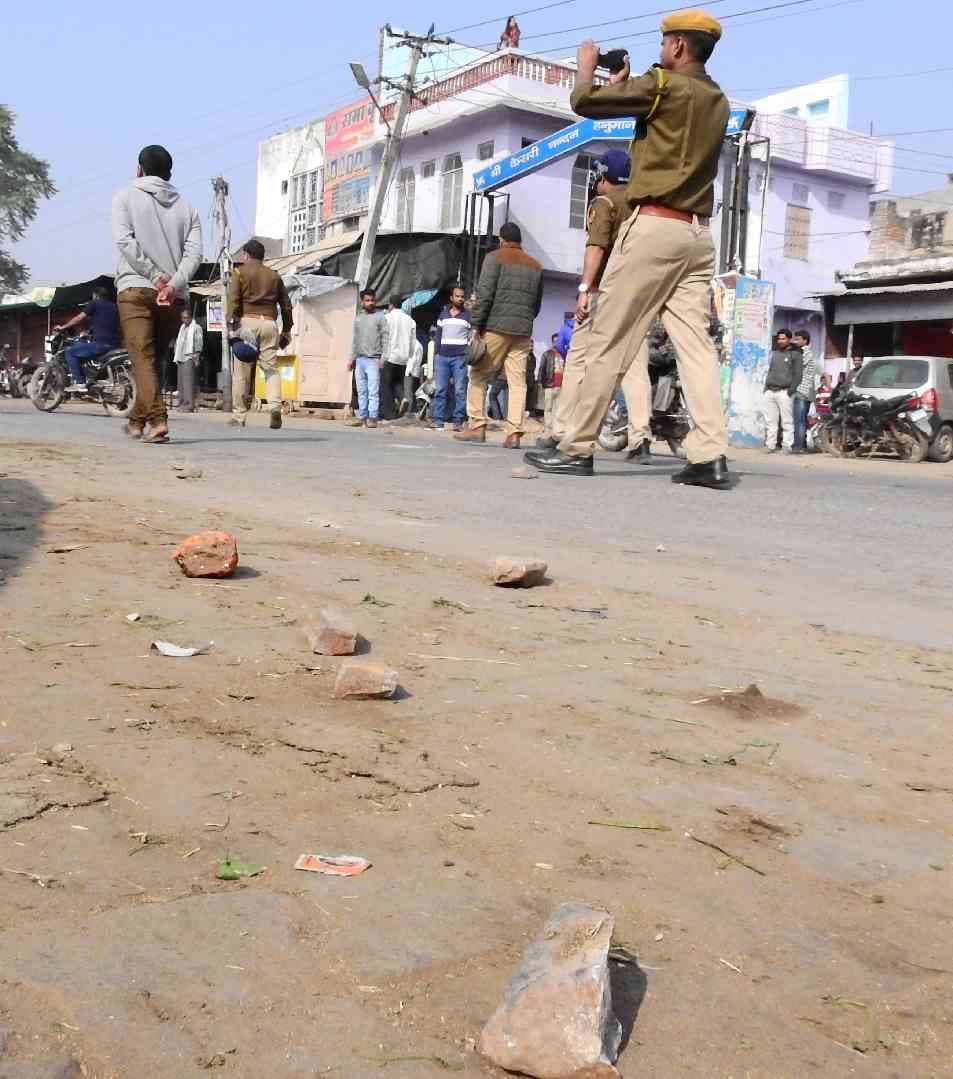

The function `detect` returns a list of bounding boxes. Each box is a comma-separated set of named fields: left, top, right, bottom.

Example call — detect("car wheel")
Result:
left=928, top=423, right=953, bottom=463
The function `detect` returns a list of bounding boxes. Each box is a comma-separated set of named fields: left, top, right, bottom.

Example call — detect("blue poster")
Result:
left=726, top=276, right=775, bottom=447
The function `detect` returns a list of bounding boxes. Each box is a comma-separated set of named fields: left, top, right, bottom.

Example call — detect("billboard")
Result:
left=323, top=97, right=375, bottom=222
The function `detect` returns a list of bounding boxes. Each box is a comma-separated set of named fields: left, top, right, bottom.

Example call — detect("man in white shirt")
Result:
left=173, top=310, right=204, bottom=412
left=381, top=295, right=417, bottom=419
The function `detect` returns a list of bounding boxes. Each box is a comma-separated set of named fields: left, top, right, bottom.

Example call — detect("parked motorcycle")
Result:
left=815, top=386, right=931, bottom=463
left=29, top=330, right=135, bottom=416
left=597, top=325, right=691, bottom=457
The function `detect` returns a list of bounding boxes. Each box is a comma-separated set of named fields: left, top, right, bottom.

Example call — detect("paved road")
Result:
left=3, top=400, right=952, bottom=648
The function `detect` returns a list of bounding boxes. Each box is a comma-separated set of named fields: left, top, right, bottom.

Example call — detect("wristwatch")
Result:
left=578, top=283, right=590, bottom=294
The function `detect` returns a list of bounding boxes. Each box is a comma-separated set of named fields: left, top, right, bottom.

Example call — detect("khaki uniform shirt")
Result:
left=571, top=62, right=729, bottom=217
left=228, top=258, right=294, bottom=330
left=586, top=184, right=631, bottom=289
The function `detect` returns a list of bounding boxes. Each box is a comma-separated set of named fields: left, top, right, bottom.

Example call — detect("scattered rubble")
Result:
left=493, top=556, right=548, bottom=588
left=480, top=902, right=621, bottom=1078
left=333, top=661, right=399, bottom=700
left=304, top=606, right=358, bottom=656
left=171, top=530, right=238, bottom=578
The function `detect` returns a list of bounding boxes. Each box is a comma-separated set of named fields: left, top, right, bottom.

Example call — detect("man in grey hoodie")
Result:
left=112, top=145, right=202, bottom=442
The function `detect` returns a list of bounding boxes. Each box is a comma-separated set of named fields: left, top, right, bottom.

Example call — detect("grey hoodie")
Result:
left=111, top=176, right=203, bottom=299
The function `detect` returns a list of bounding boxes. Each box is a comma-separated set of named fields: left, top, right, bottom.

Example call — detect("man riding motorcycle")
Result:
left=52, top=286, right=123, bottom=393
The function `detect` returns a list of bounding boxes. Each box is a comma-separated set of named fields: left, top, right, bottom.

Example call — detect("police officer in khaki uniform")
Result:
left=226, top=239, right=294, bottom=429
left=538, top=148, right=654, bottom=464
left=526, top=8, right=732, bottom=490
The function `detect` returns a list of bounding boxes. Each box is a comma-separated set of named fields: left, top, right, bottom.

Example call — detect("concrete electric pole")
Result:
left=352, top=26, right=452, bottom=292
left=211, top=176, right=233, bottom=411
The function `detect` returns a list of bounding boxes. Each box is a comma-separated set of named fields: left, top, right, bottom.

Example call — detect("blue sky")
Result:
left=7, top=0, right=952, bottom=286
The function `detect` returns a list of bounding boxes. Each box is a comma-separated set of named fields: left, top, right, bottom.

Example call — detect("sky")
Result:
left=7, top=0, right=953, bottom=287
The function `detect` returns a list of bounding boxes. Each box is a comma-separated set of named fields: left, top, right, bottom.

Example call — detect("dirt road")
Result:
left=1, top=406, right=951, bottom=1078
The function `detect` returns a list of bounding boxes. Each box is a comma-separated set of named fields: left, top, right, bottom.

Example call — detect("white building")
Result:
left=254, top=53, right=894, bottom=356
left=255, top=119, right=325, bottom=250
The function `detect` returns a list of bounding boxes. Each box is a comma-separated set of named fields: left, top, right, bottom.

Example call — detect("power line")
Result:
left=729, top=64, right=953, bottom=95
left=440, top=1, right=582, bottom=36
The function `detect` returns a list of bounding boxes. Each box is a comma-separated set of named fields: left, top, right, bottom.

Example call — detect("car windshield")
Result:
left=854, top=359, right=929, bottom=390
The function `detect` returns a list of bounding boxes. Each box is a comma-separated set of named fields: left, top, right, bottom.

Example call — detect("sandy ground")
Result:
left=1, top=404, right=952, bottom=1078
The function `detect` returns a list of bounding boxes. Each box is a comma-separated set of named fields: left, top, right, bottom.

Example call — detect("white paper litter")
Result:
left=126, top=613, right=142, bottom=623
left=150, top=640, right=213, bottom=658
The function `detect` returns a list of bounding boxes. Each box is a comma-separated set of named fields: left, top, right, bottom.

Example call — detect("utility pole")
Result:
left=353, top=25, right=452, bottom=291
left=212, top=176, right=233, bottom=411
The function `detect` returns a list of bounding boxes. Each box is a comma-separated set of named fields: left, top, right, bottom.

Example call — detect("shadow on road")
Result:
left=0, top=474, right=52, bottom=592
left=611, top=958, right=648, bottom=1054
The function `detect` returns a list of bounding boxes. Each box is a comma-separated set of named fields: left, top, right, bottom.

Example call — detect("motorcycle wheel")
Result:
left=29, top=362, right=66, bottom=412
left=597, top=426, right=629, bottom=453
left=816, top=423, right=846, bottom=457
left=103, top=368, right=136, bottom=418
left=897, top=427, right=929, bottom=464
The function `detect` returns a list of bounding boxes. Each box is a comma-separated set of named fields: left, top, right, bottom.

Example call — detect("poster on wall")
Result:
left=206, top=300, right=224, bottom=333
left=725, top=275, right=775, bottom=447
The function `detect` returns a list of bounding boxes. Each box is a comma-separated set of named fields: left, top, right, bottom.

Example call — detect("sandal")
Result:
left=143, top=426, right=170, bottom=444
left=124, top=422, right=144, bottom=439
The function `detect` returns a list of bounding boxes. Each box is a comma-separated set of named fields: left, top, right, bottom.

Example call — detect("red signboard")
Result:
left=323, top=97, right=375, bottom=220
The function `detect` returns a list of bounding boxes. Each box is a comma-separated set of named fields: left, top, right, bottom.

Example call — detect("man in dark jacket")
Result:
left=762, top=329, right=803, bottom=453
left=455, top=221, right=544, bottom=448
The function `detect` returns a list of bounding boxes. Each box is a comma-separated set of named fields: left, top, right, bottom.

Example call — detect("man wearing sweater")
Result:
left=762, top=329, right=803, bottom=453
left=429, top=286, right=471, bottom=431
left=112, top=144, right=202, bottom=443
left=347, top=289, right=388, bottom=428
left=791, top=328, right=817, bottom=453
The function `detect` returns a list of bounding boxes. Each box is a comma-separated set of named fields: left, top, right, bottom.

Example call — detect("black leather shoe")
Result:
left=523, top=450, right=594, bottom=476
left=626, top=440, right=652, bottom=465
left=535, top=435, right=558, bottom=451
left=671, top=456, right=731, bottom=490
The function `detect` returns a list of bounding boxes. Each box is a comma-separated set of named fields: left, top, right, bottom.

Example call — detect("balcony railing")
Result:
left=380, top=49, right=600, bottom=123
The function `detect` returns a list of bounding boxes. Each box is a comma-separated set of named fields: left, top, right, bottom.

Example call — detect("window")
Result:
left=289, top=168, right=322, bottom=252
left=439, top=152, right=463, bottom=230
left=855, top=359, right=929, bottom=390
left=396, top=167, right=415, bottom=232
left=343, top=215, right=360, bottom=232
left=521, top=137, right=535, bottom=148
left=791, top=182, right=809, bottom=205
left=912, top=211, right=947, bottom=249
left=281, top=179, right=288, bottom=196
left=827, top=190, right=845, bottom=211
left=807, top=98, right=830, bottom=118
left=346, top=153, right=354, bottom=173
left=421, top=159, right=436, bottom=178
left=330, top=160, right=338, bottom=179
left=783, top=204, right=811, bottom=260
left=782, top=107, right=799, bottom=117
left=478, top=140, right=495, bottom=161
left=569, top=153, right=594, bottom=229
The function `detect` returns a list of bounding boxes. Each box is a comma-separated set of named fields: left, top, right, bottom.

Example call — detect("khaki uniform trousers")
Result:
left=465, top=331, right=531, bottom=437
left=560, top=210, right=728, bottom=464
left=543, top=386, right=562, bottom=437
left=233, top=316, right=281, bottom=419
left=551, top=295, right=651, bottom=447
left=118, top=287, right=183, bottom=427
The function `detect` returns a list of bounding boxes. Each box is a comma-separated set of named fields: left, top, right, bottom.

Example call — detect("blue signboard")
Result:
left=472, top=107, right=750, bottom=194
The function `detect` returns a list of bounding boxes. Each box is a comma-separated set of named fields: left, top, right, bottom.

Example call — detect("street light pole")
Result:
left=212, top=176, right=233, bottom=411
left=352, top=27, right=452, bottom=292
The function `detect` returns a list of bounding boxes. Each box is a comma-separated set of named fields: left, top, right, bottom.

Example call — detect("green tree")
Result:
left=0, top=105, right=55, bottom=294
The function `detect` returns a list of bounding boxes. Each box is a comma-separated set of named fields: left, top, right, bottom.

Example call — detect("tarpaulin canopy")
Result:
left=317, top=233, right=463, bottom=302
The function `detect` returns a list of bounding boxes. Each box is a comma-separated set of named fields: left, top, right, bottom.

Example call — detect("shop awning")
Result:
left=813, top=281, right=953, bottom=325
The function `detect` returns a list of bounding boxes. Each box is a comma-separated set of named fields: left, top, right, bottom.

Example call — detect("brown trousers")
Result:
left=560, top=210, right=728, bottom=463
left=465, top=331, right=532, bottom=437
left=118, top=288, right=182, bottom=427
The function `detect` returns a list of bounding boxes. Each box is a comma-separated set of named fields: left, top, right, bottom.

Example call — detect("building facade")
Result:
left=255, top=118, right=324, bottom=252
left=818, top=178, right=953, bottom=360
left=254, top=51, right=894, bottom=357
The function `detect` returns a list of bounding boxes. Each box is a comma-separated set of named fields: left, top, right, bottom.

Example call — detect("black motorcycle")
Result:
left=815, top=386, right=931, bottom=463
left=597, top=327, right=691, bottom=457
left=29, top=330, right=135, bottom=416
